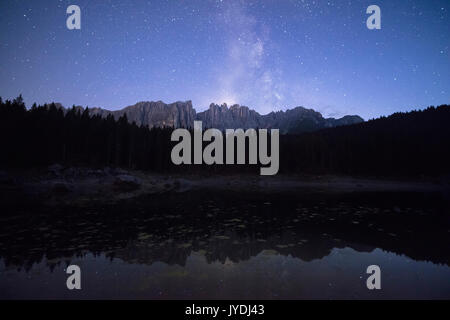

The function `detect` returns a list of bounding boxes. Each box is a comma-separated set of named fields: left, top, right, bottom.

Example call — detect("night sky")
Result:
left=0, top=0, right=448, bottom=120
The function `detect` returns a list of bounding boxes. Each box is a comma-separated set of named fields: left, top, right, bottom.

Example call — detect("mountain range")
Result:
left=60, top=101, right=364, bottom=134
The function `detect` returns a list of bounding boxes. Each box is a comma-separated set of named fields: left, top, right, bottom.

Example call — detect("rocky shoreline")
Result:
left=1, top=165, right=449, bottom=208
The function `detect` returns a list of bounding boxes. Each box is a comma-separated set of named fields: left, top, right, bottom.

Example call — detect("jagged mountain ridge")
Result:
left=59, top=101, right=364, bottom=134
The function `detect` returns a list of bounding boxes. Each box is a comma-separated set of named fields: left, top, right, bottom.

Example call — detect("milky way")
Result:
left=0, top=0, right=448, bottom=119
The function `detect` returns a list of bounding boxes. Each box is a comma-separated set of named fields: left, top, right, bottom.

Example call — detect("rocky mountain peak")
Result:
left=51, top=100, right=364, bottom=133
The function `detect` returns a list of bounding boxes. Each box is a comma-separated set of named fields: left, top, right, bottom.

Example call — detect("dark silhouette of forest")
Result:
left=1, top=95, right=449, bottom=177
left=280, top=105, right=450, bottom=176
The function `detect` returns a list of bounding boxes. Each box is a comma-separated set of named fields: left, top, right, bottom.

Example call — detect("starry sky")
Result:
left=0, top=0, right=448, bottom=120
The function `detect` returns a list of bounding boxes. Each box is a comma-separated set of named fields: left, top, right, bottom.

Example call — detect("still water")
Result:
left=1, top=190, right=449, bottom=299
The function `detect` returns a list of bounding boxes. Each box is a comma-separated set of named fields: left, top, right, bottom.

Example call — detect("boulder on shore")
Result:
left=114, top=174, right=142, bottom=191
left=51, top=181, right=72, bottom=193
left=48, top=164, right=64, bottom=176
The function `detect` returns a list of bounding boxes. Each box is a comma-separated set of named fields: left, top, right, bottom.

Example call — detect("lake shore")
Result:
left=1, top=165, right=449, bottom=207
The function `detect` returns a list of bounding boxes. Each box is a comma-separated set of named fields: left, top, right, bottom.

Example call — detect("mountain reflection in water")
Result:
left=0, top=189, right=449, bottom=299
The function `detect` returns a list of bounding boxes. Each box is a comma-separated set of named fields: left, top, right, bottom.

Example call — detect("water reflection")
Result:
left=0, top=190, right=449, bottom=299
left=2, top=247, right=450, bottom=299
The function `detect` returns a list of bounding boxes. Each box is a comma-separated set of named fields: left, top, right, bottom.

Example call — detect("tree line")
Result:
left=1, top=95, right=449, bottom=177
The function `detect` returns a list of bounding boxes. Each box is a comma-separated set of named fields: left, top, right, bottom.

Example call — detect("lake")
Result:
left=1, top=189, right=449, bottom=299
